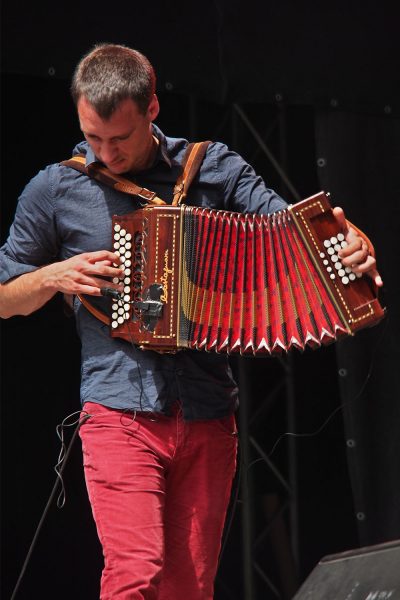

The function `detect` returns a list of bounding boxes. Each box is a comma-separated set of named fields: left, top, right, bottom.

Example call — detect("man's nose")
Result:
left=99, top=143, right=118, bottom=163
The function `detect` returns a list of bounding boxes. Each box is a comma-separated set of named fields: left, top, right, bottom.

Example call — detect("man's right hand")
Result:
left=42, top=250, right=123, bottom=296
left=0, top=250, right=123, bottom=319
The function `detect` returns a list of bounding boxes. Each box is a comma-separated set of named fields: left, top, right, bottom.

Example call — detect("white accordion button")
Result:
left=114, top=224, right=121, bottom=232
left=331, top=255, right=338, bottom=262
left=338, top=269, right=346, bottom=277
left=324, top=239, right=331, bottom=248
left=349, top=273, right=356, bottom=281
left=330, top=236, right=338, bottom=245
left=125, top=233, right=132, bottom=241
left=342, top=276, right=349, bottom=285
left=112, top=321, right=118, bottom=329
left=125, top=259, right=131, bottom=267
left=328, top=247, right=335, bottom=255
left=330, top=273, right=336, bottom=280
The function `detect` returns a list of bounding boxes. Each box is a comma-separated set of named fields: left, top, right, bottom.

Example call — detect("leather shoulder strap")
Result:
left=172, top=141, right=212, bottom=206
left=77, top=294, right=110, bottom=325
left=60, top=155, right=166, bottom=206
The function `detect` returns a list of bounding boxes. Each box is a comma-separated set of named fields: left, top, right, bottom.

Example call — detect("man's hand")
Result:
left=333, top=207, right=383, bottom=288
left=43, top=250, right=123, bottom=296
left=0, top=250, right=123, bottom=318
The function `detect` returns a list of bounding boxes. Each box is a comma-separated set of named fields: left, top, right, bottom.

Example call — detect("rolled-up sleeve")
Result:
left=0, top=167, right=59, bottom=283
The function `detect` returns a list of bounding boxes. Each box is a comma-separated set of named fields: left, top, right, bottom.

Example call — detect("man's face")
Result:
left=77, top=95, right=159, bottom=174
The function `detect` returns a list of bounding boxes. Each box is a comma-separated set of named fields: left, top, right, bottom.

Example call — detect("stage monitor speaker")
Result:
left=293, top=540, right=400, bottom=599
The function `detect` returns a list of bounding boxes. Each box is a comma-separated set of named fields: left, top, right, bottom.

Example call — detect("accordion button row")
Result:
left=111, top=224, right=135, bottom=329
left=320, top=236, right=361, bottom=286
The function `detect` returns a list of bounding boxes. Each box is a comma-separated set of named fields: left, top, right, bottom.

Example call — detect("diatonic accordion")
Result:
left=110, top=191, right=384, bottom=354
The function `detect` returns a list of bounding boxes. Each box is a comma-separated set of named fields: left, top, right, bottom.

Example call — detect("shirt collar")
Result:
left=81, top=123, right=172, bottom=170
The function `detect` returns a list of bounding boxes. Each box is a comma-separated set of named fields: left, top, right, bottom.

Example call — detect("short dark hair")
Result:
left=71, top=43, right=156, bottom=118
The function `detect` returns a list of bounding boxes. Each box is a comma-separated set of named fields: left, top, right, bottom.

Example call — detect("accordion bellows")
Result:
left=110, top=192, right=384, bottom=354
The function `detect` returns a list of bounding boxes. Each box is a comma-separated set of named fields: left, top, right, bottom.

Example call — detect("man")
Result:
left=0, top=44, right=382, bottom=599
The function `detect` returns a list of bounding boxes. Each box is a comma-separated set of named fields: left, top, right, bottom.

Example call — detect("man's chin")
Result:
left=106, top=160, right=127, bottom=174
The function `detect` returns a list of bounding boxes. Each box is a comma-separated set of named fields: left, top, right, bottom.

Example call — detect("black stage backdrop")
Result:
left=315, top=111, right=400, bottom=545
left=2, top=2, right=399, bottom=598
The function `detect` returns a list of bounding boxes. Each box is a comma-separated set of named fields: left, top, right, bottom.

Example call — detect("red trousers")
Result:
left=79, top=401, right=238, bottom=599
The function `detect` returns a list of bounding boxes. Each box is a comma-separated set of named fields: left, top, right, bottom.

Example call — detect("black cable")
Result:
left=247, top=316, right=389, bottom=470
left=10, top=413, right=91, bottom=600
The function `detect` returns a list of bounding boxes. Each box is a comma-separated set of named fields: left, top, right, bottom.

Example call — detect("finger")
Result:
left=373, top=271, right=384, bottom=288
left=340, top=246, right=369, bottom=267
left=90, top=263, right=124, bottom=278
left=84, top=250, right=121, bottom=265
left=354, top=266, right=384, bottom=288
left=332, top=206, right=349, bottom=236
left=338, top=238, right=365, bottom=258
left=73, top=283, right=104, bottom=296
left=348, top=256, right=374, bottom=273
left=72, top=276, right=124, bottom=297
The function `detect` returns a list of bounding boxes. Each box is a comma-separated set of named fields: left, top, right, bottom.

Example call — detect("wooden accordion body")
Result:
left=110, top=192, right=384, bottom=354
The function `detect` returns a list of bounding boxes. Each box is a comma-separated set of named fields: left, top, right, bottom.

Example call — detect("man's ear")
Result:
left=148, top=94, right=160, bottom=121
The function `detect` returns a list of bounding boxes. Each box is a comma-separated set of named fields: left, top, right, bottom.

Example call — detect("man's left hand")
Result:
left=333, top=207, right=383, bottom=288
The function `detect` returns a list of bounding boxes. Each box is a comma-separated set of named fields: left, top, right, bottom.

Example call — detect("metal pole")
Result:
left=276, top=101, right=300, bottom=571
left=233, top=103, right=301, bottom=202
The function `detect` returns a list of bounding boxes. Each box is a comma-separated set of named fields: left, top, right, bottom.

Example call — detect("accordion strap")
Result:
left=172, top=141, right=212, bottom=205
left=62, top=140, right=212, bottom=327
left=60, top=155, right=166, bottom=206
left=61, top=140, right=211, bottom=207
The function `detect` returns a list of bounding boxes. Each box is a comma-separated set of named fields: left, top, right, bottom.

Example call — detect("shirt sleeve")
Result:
left=0, top=166, right=59, bottom=283
left=208, top=142, right=289, bottom=214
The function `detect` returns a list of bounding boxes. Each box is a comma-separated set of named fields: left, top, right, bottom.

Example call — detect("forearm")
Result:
left=0, top=250, right=124, bottom=319
left=0, top=267, right=57, bottom=318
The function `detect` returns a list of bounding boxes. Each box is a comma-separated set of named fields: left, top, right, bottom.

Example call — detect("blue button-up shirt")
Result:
left=0, top=125, right=287, bottom=419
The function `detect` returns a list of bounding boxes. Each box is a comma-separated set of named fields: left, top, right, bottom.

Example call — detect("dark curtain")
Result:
left=315, top=110, right=400, bottom=545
